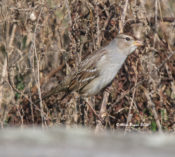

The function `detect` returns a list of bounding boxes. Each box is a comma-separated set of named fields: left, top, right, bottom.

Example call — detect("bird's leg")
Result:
left=84, top=98, right=104, bottom=124
left=84, top=97, right=97, bottom=117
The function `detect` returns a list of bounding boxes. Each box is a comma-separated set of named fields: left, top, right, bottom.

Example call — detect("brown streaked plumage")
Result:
left=37, top=34, right=143, bottom=102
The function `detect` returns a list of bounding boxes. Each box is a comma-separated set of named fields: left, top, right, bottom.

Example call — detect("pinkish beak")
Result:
left=133, top=40, right=143, bottom=47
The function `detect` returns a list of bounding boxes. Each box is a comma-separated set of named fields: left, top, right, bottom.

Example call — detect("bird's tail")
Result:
left=34, top=85, right=66, bottom=104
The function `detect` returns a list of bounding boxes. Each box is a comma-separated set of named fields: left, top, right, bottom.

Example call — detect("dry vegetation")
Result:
left=0, top=0, right=174, bottom=132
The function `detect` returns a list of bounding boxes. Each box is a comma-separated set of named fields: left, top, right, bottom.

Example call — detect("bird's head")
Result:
left=115, top=34, right=143, bottom=55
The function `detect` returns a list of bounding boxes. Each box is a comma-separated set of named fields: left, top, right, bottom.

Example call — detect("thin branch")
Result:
left=0, top=51, right=8, bottom=128
left=31, top=63, right=64, bottom=94
left=112, top=51, right=175, bottom=107
left=32, top=7, right=45, bottom=127
left=9, top=23, right=17, bottom=48
left=124, top=62, right=138, bottom=135
left=143, top=87, right=163, bottom=133
left=119, top=0, right=129, bottom=33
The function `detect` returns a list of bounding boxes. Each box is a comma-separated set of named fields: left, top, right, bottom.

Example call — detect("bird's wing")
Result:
left=68, top=48, right=107, bottom=93
left=35, top=48, right=107, bottom=102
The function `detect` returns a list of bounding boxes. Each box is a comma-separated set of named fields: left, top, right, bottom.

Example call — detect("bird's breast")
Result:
left=97, top=52, right=127, bottom=88
left=81, top=51, right=127, bottom=96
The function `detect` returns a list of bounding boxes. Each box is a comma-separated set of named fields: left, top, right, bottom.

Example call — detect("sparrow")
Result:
left=37, top=34, right=143, bottom=102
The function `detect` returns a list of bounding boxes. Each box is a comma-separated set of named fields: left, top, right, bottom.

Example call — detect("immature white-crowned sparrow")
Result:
left=39, top=34, right=143, bottom=101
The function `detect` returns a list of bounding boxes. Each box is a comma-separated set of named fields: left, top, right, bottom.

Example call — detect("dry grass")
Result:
left=0, top=0, right=174, bottom=132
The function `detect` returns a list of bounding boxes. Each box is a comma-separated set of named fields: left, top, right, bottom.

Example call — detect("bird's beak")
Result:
left=133, top=40, right=143, bottom=47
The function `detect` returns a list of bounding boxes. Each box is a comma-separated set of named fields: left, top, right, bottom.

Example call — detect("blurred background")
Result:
left=0, top=0, right=174, bottom=133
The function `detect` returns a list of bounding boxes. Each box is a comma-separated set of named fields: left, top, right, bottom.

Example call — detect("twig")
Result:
left=119, top=0, right=129, bottom=33
left=155, top=0, right=158, bottom=33
left=100, top=91, right=109, bottom=116
left=9, top=23, right=17, bottom=48
left=31, top=63, right=64, bottom=94
left=112, top=51, right=175, bottom=107
left=95, top=2, right=101, bottom=49
left=32, top=7, right=45, bottom=127
left=64, top=0, right=72, bottom=26
left=143, top=87, right=163, bottom=133
left=124, top=62, right=138, bottom=135
left=95, top=90, right=109, bottom=133
left=0, top=50, right=8, bottom=128
left=85, top=98, right=104, bottom=124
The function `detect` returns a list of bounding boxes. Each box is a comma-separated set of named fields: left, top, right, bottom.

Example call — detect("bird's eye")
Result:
left=125, top=37, right=131, bottom=41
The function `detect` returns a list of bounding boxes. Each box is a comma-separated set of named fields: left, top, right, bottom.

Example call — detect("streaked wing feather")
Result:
left=68, top=48, right=107, bottom=92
